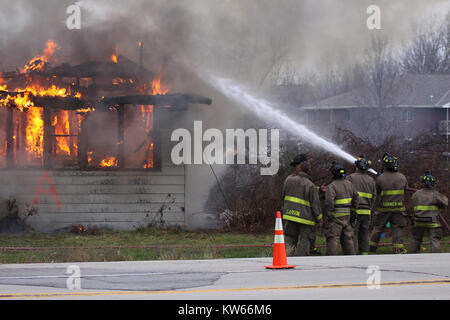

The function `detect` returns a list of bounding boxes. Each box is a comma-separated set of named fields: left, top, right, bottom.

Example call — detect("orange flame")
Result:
left=22, top=40, right=60, bottom=73
left=52, top=111, right=71, bottom=156
left=100, top=156, right=118, bottom=167
left=138, top=71, right=169, bottom=169
left=26, top=107, right=44, bottom=161
left=150, top=71, right=169, bottom=95
left=143, top=143, right=154, bottom=169
left=0, top=73, right=6, bottom=91
left=76, top=107, right=95, bottom=113
left=87, top=151, right=93, bottom=165
left=111, top=54, right=118, bottom=63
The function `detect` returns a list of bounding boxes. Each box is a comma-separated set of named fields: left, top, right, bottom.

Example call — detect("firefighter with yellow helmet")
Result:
left=347, top=155, right=377, bottom=255
left=369, top=153, right=409, bottom=254
left=282, top=154, right=323, bottom=256
left=324, top=161, right=360, bottom=255
left=409, top=171, right=448, bottom=253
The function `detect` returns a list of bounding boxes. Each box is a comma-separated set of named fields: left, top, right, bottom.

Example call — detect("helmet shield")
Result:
left=355, top=155, right=372, bottom=171
left=331, top=161, right=346, bottom=177
left=421, top=171, right=437, bottom=188
left=382, top=153, right=399, bottom=171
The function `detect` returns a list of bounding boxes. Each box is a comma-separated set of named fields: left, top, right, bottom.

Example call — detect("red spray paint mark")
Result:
left=31, top=173, right=61, bottom=208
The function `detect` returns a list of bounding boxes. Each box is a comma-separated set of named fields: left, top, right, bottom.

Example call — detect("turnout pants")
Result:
left=325, top=216, right=355, bottom=256
left=370, top=211, right=407, bottom=253
left=354, top=214, right=371, bottom=254
left=409, top=226, right=442, bottom=253
left=284, top=220, right=316, bottom=256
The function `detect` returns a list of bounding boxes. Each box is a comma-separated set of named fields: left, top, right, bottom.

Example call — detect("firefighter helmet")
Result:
left=331, top=161, right=346, bottom=178
left=382, top=153, right=399, bottom=171
left=290, top=153, right=308, bottom=167
left=355, top=155, right=372, bottom=171
left=421, top=170, right=437, bottom=188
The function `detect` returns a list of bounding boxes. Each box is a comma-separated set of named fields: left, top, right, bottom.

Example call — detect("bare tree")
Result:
left=401, top=19, right=448, bottom=74
left=361, top=35, right=401, bottom=108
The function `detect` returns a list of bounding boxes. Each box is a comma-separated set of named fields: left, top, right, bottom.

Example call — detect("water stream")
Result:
left=207, top=76, right=378, bottom=175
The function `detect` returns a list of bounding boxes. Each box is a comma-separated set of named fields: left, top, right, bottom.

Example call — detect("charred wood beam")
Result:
left=31, top=96, right=87, bottom=110
left=0, top=91, right=88, bottom=110
left=152, top=105, right=162, bottom=171
left=1, top=91, right=212, bottom=111
left=77, top=114, right=89, bottom=169
left=0, top=91, right=212, bottom=112
left=43, top=108, right=52, bottom=168
left=97, top=93, right=212, bottom=109
left=117, top=105, right=125, bottom=169
left=6, top=106, right=14, bottom=168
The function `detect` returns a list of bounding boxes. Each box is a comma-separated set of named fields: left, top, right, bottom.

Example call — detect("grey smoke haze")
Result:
left=1, top=0, right=449, bottom=86
left=1, top=0, right=449, bottom=226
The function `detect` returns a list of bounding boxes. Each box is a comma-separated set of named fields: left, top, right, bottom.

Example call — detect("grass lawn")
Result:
left=0, top=227, right=274, bottom=263
left=0, top=227, right=449, bottom=263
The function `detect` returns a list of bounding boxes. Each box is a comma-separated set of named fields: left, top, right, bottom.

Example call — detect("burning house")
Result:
left=0, top=40, right=213, bottom=232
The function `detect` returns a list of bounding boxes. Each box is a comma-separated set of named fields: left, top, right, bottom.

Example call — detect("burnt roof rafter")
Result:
left=0, top=90, right=212, bottom=111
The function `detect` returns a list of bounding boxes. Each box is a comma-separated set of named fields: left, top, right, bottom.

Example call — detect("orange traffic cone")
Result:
left=265, top=211, right=295, bottom=269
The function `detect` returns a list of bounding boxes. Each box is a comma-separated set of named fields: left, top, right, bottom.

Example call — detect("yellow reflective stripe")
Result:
left=377, top=207, right=406, bottom=212
left=369, top=241, right=378, bottom=247
left=335, top=207, right=350, bottom=212
left=334, top=198, right=352, bottom=205
left=317, top=214, right=323, bottom=221
left=414, top=205, right=439, bottom=211
left=327, top=211, right=350, bottom=218
left=382, top=201, right=404, bottom=207
left=283, top=214, right=316, bottom=226
left=284, top=196, right=311, bottom=207
left=392, top=243, right=404, bottom=249
left=414, top=221, right=441, bottom=228
left=380, top=189, right=404, bottom=196
left=358, top=192, right=373, bottom=199
left=356, top=209, right=371, bottom=215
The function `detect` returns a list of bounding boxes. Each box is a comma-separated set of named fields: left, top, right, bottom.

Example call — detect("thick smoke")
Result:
left=1, top=0, right=449, bottom=83
left=1, top=1, right=449, bottom=228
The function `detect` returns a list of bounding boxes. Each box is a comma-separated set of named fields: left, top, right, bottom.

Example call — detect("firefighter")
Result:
left=369, top=153, right=409, bottom=254
left=282, top=154, right=322, bottom=256
left=324, top=161, right=359, bottom=255
left=347, top=156, right=377, bottom=255
left=409, top=171, right=448, bottom=253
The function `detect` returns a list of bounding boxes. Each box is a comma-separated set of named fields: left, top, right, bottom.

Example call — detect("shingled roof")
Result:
left=307, top=74, right=450, bottom=109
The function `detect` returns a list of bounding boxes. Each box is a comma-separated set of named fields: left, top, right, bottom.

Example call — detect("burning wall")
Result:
left=0, top=38, right=214, bottom=232
left=0, top=40, right=180, bottom=171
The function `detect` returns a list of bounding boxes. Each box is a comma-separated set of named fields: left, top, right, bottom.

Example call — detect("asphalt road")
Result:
left=0, top=253, right=449, bottom=300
